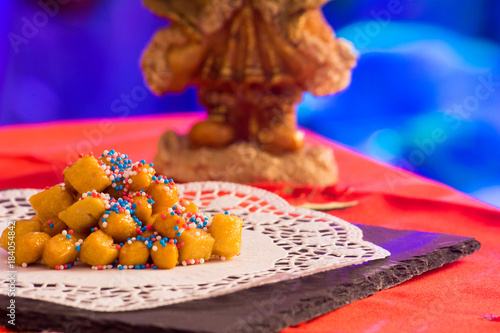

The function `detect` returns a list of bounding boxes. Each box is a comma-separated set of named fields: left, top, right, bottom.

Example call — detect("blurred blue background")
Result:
left=0, top=0, right=499, bottom=207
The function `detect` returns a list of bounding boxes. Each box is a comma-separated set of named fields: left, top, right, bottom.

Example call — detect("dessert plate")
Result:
left=0, top=182, right=390, bottom=312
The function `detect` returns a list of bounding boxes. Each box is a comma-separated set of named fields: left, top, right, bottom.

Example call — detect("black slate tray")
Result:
left=0, top=224, right=480, bottom=333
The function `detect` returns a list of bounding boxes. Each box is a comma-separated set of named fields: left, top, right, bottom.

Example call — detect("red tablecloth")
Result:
left=1, top=113, right=499, bottom=332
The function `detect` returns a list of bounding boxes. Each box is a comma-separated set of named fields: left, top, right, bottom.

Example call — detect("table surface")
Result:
left=0, top=113, right=499, bottom=333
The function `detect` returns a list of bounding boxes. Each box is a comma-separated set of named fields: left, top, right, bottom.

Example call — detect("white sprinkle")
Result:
left=148, top=168, right=154, bottom=173
left=220, top=256, right=226, bottom=261
left=128, top=179, right=133, bottom=184
left=195, top=231, right=200, bottom=237
left=142, top=168, right=148, bottom=173
left=152, top=246, right=158, bottom=251
left=62, top=230, right=68, bottom=236
left=200, top=258, right=205, bottom=264
left=82, top=193, right=87, bottom=198
left=190, top=259, right=195, bottom=265
left=22, top=263, right=27, bottom=268
left=111, top=183, right=117, bottom=188
left=127, top=240, right=132, bottom=244
left=110, top=175, right=115, bottom=181
left=129, top=265, right=134, bottom=269
left=103, top=214, right=109, bottom=218
left=102, top=222, right=108, bottom=228
left=182, top=261, right=187, bottom=266
left=156, top=236, right=162, bottom=240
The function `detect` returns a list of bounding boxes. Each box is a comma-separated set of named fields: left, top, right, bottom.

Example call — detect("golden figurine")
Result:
left=142, top=0, right=357, bottom=184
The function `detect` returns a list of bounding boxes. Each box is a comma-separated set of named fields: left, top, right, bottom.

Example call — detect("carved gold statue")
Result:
left=142, top=0, right=356, bottom=154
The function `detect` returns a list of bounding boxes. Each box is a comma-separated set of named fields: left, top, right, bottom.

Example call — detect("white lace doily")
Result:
left=0, top=182, right=390, bottom=312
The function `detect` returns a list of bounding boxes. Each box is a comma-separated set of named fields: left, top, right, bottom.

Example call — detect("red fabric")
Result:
left=0, top=113, right=499, bottom=332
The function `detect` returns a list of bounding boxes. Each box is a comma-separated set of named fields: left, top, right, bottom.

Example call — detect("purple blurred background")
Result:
left=1, top=0, right=499, bottom=207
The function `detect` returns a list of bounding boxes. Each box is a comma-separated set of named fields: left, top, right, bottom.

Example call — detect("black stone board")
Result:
left=0, top=224, right=481, bottom=333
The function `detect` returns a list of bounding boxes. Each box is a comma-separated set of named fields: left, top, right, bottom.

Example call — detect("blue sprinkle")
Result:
left=176, top=232, right=181, bottom=237
left=141, top=264, right=146, bottom=269
left=101, top=218, right=106, bottom=222
left=118, top=265, right=124, bottom=270
left=149, top=163, right=154, bottom=167
left=66, top=234, right=71, bottom=240
left=225, top=211, right=229, bottom=215
left=173, top=239, right=177, bottom=244
left=49, top=223, right=54, bottom=228
left=153, top=266, right=158, bottom=270
left=174, top=226, right=179, bottom=231
left=75, top=246, right=81, bottom=251
left=135, top=265, right=140, bottom=270
left=171, top=212, right=175, bottom=216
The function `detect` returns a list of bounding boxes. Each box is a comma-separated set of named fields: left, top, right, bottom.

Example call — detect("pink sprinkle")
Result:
left=161, top=214, right=167, bottom=220
left=137, top=201, right=142, bottom=206
left=116, top=245, right=121, bottom=250
left=68, top=230, right=74, bottom=235
left=78, top=153, right=83, bottom=158
left=169, top=239, right=174, bottom=244
left=146, top=224, right=153, bottom=231
left=97, top=265, right=103, bottom=270
left=55, top=265, right=60, bottom=270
